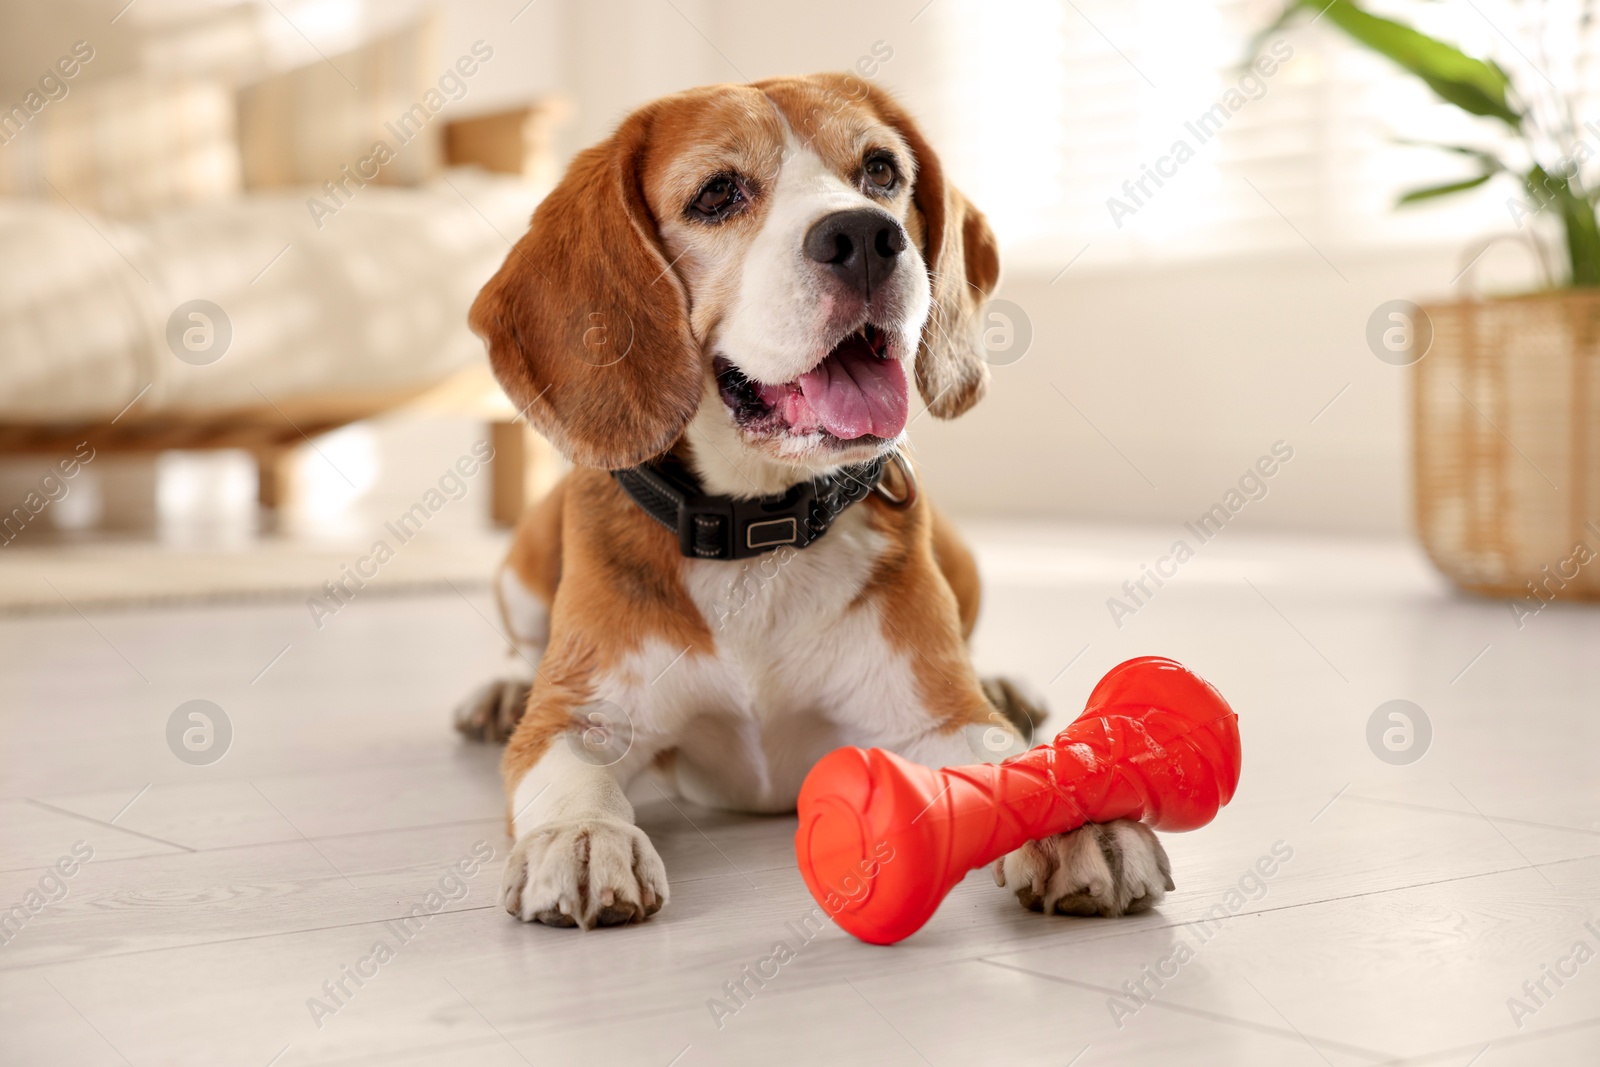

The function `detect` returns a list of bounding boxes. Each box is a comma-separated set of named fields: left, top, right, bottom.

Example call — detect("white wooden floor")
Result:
left=2, top=522, right=1597, bottom=1066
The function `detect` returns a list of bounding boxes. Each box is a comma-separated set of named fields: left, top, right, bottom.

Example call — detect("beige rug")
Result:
left=0, top=532, right=507, bottom=613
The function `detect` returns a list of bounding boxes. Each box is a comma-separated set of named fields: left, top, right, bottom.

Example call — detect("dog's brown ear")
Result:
left=859, top=84, right=1001, bottom=419
left=469, top=106, right=702, bottom=469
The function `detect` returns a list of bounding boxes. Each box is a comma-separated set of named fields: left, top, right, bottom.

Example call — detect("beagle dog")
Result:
left=457, top=74, right=1173, bottom=930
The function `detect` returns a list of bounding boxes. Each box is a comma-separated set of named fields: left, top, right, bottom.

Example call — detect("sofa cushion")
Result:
left=237, top=16, right=442, bottom=192
left=0, top=169, right=543, bottom=423
left=0, top=76, right=240, bottom=219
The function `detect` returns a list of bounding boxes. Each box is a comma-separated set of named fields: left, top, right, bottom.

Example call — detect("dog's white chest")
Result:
left=686, top=507, right=879, bottom=668
left=640, top=507, right=919, bottom=810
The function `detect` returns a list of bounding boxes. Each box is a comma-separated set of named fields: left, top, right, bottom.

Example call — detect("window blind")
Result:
left=928, top=0, right=1577, bottom=270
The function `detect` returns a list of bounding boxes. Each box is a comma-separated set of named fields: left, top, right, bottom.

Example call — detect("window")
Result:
left=928, top=0, right=1579, bottom=271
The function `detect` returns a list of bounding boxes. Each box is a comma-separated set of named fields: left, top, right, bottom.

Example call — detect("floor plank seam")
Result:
left=1154, top=851, right=1600, bottom=929
left=307, top=1032, right=512, bottom=1067
left=1344, top=793, right=1600, bottom=836
left=0, top=904, right=503, bottom=973
left=1364, top=1014, right=1600, bottom=1066
left=0, top=849, right=180, bottom=876
left=23, top=798, right=196, bottom=853
left=975, top=957, right=1397, bottom=1061
left=30, top=815, right=512, bottom=866
left=18, top=751, right=507, bottom=813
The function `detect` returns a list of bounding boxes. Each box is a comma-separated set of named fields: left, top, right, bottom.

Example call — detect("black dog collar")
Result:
left=612, top=452, right=900, bottom=560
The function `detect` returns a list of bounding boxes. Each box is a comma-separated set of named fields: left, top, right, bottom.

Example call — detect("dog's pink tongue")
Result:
left=797, top=338, right=909, bottom=440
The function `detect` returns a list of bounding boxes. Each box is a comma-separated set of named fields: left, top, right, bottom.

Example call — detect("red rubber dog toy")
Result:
left=794, top=656, right=1242, bottom=945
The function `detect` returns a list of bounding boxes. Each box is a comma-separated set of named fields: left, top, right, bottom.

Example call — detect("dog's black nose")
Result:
left=803, top=208, right=907, bottom=297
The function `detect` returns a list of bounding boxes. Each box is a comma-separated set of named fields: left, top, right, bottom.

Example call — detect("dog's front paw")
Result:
left=993, top=819, right=1173, bottom=918
left=501, top=818, right=667, bottom=929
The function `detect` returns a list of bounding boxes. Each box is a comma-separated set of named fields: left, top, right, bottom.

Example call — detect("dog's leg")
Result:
left=898, top=723, right=1174, bottom=920
left=929, top=502, right=981, bottom=640
left=456, top=479, right=567, bottom=743
left=453, top=565, right=547, bottom=742
left=498, top=699, right=668, bottom=930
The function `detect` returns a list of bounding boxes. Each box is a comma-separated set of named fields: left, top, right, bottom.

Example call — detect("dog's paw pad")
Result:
left=501, top=819, right=668, bottom=929
left=993, top=819, right=1172, bottom=918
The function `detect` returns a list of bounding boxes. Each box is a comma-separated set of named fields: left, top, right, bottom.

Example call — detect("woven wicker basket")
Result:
left=1415, top=292, right=1600, bottom=599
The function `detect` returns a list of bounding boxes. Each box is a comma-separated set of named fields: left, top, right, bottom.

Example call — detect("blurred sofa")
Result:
left=0, top=13, right=559, bottom=524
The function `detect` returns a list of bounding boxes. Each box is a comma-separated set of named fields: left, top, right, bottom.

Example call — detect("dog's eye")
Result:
left=691, top=176, right=741, bottom=220
left=864, top=156, right=897, bottom=191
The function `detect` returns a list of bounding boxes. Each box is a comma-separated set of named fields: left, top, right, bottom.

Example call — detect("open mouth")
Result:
left=715, top=324, right=909, bottom=442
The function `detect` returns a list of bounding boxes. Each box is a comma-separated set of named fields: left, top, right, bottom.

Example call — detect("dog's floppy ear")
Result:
left=469, top=106, right=702, bottom=469
left=854, top=84, right=1000, bottom=419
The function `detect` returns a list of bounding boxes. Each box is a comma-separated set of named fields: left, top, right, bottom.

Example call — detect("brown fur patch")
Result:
left=501, top=468, right=716, bottom=813
left=504, top=474, right=566, bottom=604
left=859, top=476, right=995, bottom=734
left=929, top=503, right=981, bottom=640
left=469, top=100, right=704, bottom=470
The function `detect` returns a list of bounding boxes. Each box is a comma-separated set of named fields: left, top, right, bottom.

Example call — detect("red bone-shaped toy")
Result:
left=795, top=656, right=1241, bottom=945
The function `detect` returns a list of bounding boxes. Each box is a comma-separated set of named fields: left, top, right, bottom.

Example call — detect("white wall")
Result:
left=908, top=245, right=1461, bottom=536
left=439, top=0, right=952, bottom=164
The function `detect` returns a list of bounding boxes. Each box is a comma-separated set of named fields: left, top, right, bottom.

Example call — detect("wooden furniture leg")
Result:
left=489, top=421, right=563, bottom=527
left=255, top=447, right=297, bottom=513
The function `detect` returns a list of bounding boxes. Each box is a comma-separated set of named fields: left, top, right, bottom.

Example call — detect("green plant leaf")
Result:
left=1527, top=165, right=1600, bottom=285
left=1289, top=1, right=1523, bottom=128
left=1391, top=138, right=1507, bottom=169
left=1397, top=173, right=1496, bottom=204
